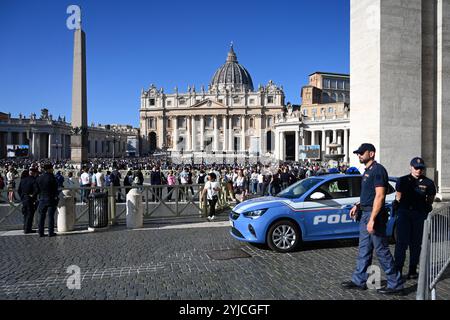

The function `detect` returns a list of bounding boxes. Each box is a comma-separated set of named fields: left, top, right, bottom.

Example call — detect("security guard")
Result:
left=35, top=163, right=59, bottom=237
left=394, top=157, right=436, bottom=279
left=341, top=143, right=404, bottom=295
left=17, top=167, right=39, bottom=234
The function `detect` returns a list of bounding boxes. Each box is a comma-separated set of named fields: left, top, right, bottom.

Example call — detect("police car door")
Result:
left=302, top=177, right=357, bottom=239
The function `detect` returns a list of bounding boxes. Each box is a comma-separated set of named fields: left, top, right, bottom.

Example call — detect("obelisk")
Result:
left=70, top=18, right=88, bottom=164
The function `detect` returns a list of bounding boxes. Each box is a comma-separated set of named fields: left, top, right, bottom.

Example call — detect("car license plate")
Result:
left=229, top=220, right=234, bottom=228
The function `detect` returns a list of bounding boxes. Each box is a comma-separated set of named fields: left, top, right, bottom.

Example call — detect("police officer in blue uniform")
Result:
left=341, top=143, right=404, bottom=295
left=36, top=163, right=59, bottom=237
left=18, top=167, right=39, bottom=234
left=394, top=157, right=436, bottom=279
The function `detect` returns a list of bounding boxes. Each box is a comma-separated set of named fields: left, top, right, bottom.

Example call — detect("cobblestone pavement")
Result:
left=0, top=220, right=449, bottom=300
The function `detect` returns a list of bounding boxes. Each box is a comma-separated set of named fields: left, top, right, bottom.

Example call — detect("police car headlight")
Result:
left=243, top=209, right=268, bottom=219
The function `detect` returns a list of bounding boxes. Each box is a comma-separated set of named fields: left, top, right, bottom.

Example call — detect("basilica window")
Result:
left=249, top=98, right=255, bottom=105
left=328, top=107, right=334, bottom=114
left=218, top=99, right=223, bottom=104
left=179, top=98, right=186, bottom=105
left=149, top=118, right=155, bottom=129
left=167, top=100, right=172, bottom=106
left=267, top=96, right=274, bottom=104
left=167, top=118, right=172, bottom=129
left=233, top=97, right=240, bottom=104
left=232, top=116, right=240, bottom=128
left=149, top=98, right=155, bottom=106
left=249, top=117, right=254, bottom=128
left=177, top=117, right=186, bottom=129
left=323, top=79, right=330, bottom=89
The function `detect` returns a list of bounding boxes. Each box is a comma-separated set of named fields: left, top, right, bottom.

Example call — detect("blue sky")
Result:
left=0, top=0, right=350, bottom=127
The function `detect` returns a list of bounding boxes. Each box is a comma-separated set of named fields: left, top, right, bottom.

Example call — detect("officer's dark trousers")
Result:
left=352, top=211, right=403, bottom=289
left=22, top=199, right=35, bottom=232
left=38, top=199, right=57, bottom=236
left=394, top=208, right=427, bottom=274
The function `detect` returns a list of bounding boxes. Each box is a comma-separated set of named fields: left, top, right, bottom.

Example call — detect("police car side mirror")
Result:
left=310, top=192, right=326, bottom=200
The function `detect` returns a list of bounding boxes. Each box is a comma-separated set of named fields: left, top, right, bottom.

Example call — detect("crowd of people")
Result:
left=0, top=157, right=359, bottom=205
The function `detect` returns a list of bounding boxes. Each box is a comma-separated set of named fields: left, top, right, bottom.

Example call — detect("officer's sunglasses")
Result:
left=413, top=167, right=424, bottom=171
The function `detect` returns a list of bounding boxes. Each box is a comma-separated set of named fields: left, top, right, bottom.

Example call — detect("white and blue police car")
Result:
left=229, top=174, right=397, bottom=252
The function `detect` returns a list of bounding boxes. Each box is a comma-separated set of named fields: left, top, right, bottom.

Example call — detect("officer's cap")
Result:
left=353, top=143, right=376, bottom=155
left=410, top=157, right=426, bottom=169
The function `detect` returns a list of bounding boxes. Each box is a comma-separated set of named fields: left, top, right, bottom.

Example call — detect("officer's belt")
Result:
left=361, top=206, right=373, bottom=211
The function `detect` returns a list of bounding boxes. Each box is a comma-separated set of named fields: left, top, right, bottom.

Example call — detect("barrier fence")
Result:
left=416, top=204, right=450, bottom=300
left=0, top=183, right=237, bottom=231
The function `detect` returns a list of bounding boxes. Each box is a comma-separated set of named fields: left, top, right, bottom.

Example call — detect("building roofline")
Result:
left=308, top=71, right=350, bottom=77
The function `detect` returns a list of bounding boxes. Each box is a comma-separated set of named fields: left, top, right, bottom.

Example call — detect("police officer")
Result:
left=35, top=163, right=59, bottom=237
left=394, top=157, right=436, bottom=279
left=17, top=167, right=39, bottom=234
left=341, top=143, right=404, bottom=295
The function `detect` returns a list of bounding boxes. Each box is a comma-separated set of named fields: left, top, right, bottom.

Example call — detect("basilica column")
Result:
left=191, top=116, right=196, bottom=151
left=186, top=116, right=191, bottom=152
left=295, top=130, right=299, bottom=162
left=240, top=116, right=246, bottom=152
left=200, top=116, right=205, bottom=151
left=311, top=130, right=316, bottom=146
left=222, top=116, right=227, bottom=152
left=6, top=132, right=12, bottom=145
left=173, top=117, right=179, bottom=151
left=228, top=116, right=233, bottom=152
left=213, top=116, right=219, bottom=151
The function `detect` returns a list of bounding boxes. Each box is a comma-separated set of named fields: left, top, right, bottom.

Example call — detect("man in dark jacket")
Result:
left=150, top=166, right=162, bottom=202
left=35, top=163, right=59, bottom=237
left=18, top=167, right=39, bottom=234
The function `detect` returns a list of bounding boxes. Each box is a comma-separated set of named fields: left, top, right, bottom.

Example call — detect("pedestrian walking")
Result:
left=341, top=143, right=404, bottom=295
left=202, top=172, right=220, bottom=221
left=394, top=157, right=436, bottom=280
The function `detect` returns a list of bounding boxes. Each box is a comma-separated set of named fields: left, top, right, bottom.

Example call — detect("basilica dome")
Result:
left=210, top=45, right=254, bottom=92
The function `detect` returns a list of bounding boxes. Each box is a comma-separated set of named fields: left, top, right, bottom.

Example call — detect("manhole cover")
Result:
left=207, top=249, right=251, bottom=260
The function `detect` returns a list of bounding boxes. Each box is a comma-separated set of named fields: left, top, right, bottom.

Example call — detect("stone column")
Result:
left=200, top=116, right=205, bottom=151
left=274, top=130, right=279, bottom=160
left=350, top=0, right=422, bottom=173
left=173, top=117, right=179, bottom=151
left=222, top=116, right=228, bottom=152
left=191, top=116, right=196, bottom=152
left=31, top=132, right=37, bottom=159
left=213, top=116, right=219, bottom=151
left=6, top=132, right=12, bottom=145
left=240, top=116, right=246, bottom=152
left=228, top=116, right=233, bottom=152
left=295, top=130, right=299, bottom=162
left=326, top=131, right=330, bottom=155
left=436, top=0, right=450, bottom=199
left=48, top=134, right=53, bottom=159
left=18, top=132, right=24, bottom=145
left=186, top=116, right=191, bottom=152
left=321, top=130, right=326, bottom=158
left=337, top=130, right=343, bottom=154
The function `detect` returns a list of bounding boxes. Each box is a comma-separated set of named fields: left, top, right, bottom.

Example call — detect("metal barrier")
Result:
left=417, top=204, right=450, bottom=300
left=0, top=183, right=235, bottom=231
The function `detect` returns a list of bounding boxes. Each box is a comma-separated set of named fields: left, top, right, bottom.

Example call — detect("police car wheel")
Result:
left=267, top=220, right=301, bottom=253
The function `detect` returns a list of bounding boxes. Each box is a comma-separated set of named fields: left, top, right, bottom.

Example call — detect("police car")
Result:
left=229, top=174, right=397, bottom=252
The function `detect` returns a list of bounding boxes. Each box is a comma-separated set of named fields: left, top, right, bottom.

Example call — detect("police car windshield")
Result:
left=277, top=178, right=324, bottom=199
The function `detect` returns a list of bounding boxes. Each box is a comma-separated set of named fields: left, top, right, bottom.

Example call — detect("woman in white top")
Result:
left=202, top=172, right=221, bottom=221
left=6, top=166, right=17, bottom=202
